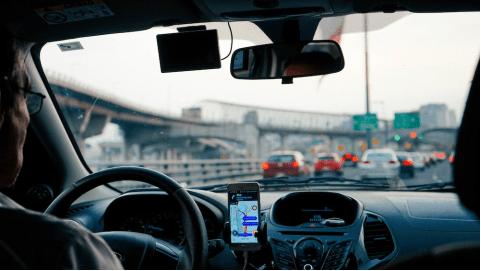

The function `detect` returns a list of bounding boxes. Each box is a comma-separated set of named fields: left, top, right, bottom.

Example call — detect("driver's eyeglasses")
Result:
left=24, top=90, right=46, bottom=115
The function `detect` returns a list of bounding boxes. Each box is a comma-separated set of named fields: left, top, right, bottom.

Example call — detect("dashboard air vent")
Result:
left=67, top=205, right=92, bottom=216
left=363, top=215, right=395, bottom=260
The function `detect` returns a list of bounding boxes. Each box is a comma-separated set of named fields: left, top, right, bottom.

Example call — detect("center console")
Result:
left=266, top=192, right=366, bottom=270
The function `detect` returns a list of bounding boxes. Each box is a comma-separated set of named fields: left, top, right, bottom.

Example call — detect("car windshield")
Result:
left=39, top=12, right=479, bottom=192
left=365, top=153, right=394, bottom=161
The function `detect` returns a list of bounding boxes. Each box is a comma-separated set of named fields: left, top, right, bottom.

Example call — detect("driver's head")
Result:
left=0, top=23, right=31, bottom=187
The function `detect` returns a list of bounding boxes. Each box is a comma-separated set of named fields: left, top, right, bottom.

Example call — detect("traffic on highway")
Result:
left=261, top=150, right=453, bottom=190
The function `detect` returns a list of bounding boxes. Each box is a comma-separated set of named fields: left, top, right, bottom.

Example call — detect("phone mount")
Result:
left=223, top=221, right=268, bottom=248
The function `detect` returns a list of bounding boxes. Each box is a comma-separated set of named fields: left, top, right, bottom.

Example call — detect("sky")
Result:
left=40, top=12, right=479, bottom=124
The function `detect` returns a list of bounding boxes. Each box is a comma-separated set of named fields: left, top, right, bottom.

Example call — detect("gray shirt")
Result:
left=0, top=192, right=124, bottom=269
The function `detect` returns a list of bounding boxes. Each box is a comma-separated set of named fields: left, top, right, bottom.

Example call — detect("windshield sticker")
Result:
left=34, top=0, right=114, bottom=25
left=57, top=41, right=84, bottom=52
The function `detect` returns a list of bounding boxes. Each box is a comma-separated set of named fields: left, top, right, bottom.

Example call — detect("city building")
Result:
left=419, top=104, right=456, bottom=129
left=448, top=110, right=457, bottom=128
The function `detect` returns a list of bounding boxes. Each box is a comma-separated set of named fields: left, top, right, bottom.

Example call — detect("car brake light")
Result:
left=352, top=156, right=358, bottom=162
left=402, top=160, right=413, bottom=166
left=292, top=161, right=299, bottom=167
left=262, top=162, right=269, bottom=170
left=340, top=157, right=346, bottom=162
left=449, top=157, right=454, bottom=162
left=363, top=161, right=370, bottom=164
left=388, top=160, right=396, bottom=164
left=346, top=153, right=352, bottom=159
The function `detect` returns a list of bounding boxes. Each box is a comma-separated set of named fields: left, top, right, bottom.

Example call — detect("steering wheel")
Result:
left=45, top=167, right=208, bottom=270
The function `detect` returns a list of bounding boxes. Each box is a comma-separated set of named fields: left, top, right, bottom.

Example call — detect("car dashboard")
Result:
left=67, top=189, right=479, bottom=270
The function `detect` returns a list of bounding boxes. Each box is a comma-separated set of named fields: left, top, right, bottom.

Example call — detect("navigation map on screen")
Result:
left=229, top=190, right=259, bottom=244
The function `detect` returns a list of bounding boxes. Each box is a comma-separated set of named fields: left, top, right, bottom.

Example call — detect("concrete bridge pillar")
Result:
left=328, top=136, right=337, bottom=153
left=130, top=144, right=142, bottom=160
left=100, top=146, right=107, bottom=161
left=280, top=134, right=290, bottom=151
left=242, top=124, right=260, bottom=159
left=154, top=149, right=162, bottom=160
left=164, top=149, right=178, bottom=160
left=153, top=149, right=166, bottom=161
left=258, top=133, right=280, bottom=159
left=123, top=142, right=143, bottom=161
left=172, top=149, right=177, bottom=160
left=123, top=143, right=130, bottom=160
left=180, top=153, right=188, bottom=161
left=258, top=133, right=266, bottom=160
left=259, top=133, right=278, bottom=159
left=71, top=109, right=112, bottom=155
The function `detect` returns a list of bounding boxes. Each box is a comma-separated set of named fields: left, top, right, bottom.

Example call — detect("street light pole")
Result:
left=364, top=14, right=372, bottom=149
left=373, top=101, right=389, bottom=148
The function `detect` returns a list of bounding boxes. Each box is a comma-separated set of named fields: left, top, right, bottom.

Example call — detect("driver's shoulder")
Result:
left=0, top=195, right=122, bottom=269
left=0, top=196, right=89, bottom=243
left=25, top=208, right=90, bottom=239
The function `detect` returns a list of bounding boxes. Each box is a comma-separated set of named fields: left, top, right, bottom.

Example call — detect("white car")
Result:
left=358, top=149, right=400, bottom=180
left=410, top=152, right=427, bottom=171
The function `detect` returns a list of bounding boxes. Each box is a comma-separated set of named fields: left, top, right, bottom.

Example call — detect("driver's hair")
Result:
left=0, top=23, right=29, bottom=122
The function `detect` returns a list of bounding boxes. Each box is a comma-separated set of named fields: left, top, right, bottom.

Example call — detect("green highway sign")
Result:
left=394, top=113, right=421, bottom=129
left=353, top=114, right=378, bottom=131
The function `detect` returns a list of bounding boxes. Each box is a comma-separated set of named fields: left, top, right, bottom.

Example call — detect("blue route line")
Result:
left=147, top=226, right=164, bottom=232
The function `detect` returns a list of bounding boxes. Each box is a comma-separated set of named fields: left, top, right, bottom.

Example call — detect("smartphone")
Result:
left=228, top=182, right=262, bottom=251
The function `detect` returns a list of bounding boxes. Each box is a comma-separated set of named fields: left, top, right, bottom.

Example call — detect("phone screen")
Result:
left=228, top=189, right=260, bottom=244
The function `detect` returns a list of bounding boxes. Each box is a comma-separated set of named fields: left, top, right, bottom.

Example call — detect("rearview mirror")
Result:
left=230, top=41, right=344, bottom=82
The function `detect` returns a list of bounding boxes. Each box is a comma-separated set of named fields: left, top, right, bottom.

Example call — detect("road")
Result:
left=114, top=160, right=453, bottom=191
left=307, top=160, right=453, bottom=188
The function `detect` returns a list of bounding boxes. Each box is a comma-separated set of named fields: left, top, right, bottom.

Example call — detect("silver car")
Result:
left=358, top=149, right=400, bottom=179
left=410, top=152, right=426, bottom=171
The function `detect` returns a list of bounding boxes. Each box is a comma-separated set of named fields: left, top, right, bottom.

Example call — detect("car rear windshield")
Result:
left=397, top=155, right=408, bottom=160
left=268, top=155, right=295, bottom=162
left=318, top=156, right=335, bottom=160
left=366, top=153, right=393, bottom=161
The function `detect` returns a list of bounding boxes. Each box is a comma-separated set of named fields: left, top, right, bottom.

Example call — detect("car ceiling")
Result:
left=1, top=0, right=478, bottom=43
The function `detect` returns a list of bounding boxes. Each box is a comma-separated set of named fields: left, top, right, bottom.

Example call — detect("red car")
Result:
left=341, top=153, right=359, bottom=167
left=262, top=151, right=306, bottom=178
left=314, top=153, right=343, bottom=176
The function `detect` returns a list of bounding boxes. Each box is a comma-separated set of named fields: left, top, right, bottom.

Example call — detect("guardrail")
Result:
left=88, top=159, right=265, bottom=190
